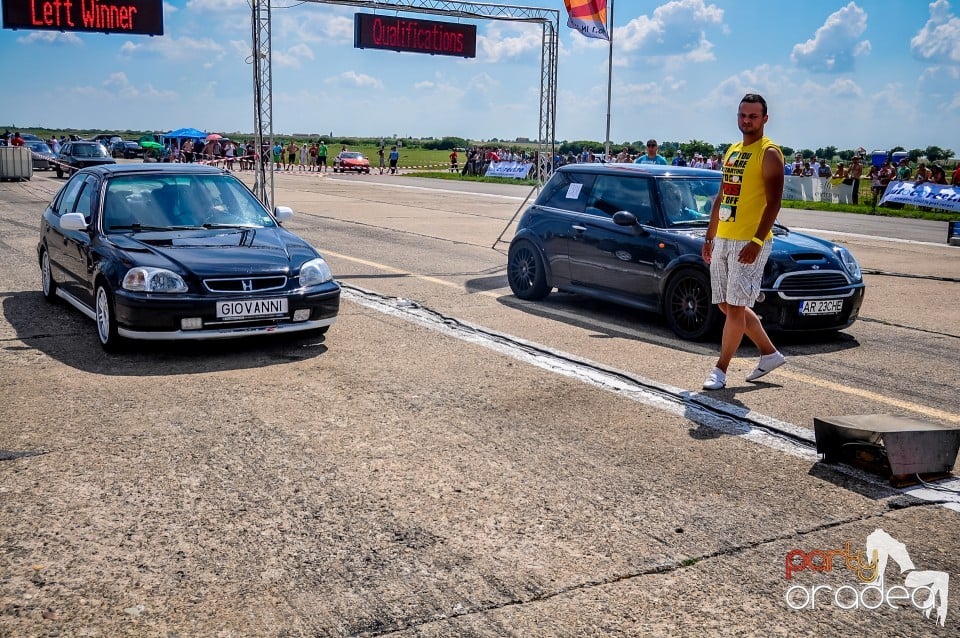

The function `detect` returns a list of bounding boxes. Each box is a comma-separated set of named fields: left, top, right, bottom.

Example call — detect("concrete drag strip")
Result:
left=340, top=284, right=960, bottom=511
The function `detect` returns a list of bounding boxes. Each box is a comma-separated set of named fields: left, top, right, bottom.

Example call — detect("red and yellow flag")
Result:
left=564, top=0, right=609, bottom=40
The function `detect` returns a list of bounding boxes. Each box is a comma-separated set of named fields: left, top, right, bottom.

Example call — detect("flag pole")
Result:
left=604, top=0, right=614, bottom=159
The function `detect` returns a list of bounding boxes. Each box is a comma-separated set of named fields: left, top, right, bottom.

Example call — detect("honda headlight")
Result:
left=122, top=267, right=188, bottom=293
left=299, top=258, right=333, bottom=287
left=837, top=247, right=861, bottom=281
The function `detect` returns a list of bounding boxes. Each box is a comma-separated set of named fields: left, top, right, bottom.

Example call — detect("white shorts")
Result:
left=710, top=238, right=772, bottom=307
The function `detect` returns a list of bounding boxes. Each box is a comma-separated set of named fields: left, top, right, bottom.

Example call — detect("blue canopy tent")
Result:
left=162, top=127, right=209, bottom=146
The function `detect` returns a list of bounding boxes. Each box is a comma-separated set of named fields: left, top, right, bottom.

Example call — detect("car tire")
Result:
left=40, top=248, right=58, bottom=303
left=664, top=269, right=720, bottom=341
left=507, top=240, right=551, bottom=300
left=95, top=283, right=124, bottom=352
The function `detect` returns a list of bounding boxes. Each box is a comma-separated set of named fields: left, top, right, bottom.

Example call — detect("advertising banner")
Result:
left=783, top=176, right=857, bottom=204
left=485, top=161, right=533, bottom=179
left=880, top=181, right=960, bottom=214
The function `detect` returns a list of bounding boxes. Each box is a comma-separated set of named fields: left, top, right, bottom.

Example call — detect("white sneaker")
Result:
left=702, top=367, right=726, bottom=391
left=746, top=351, right=786, bottom=382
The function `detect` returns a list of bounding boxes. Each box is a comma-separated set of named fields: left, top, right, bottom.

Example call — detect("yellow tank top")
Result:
left=717, top=136, right=782, bottom=241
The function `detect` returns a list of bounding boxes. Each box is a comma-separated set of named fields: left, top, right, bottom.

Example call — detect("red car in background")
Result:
left=333, top=151, right=371, bottom=174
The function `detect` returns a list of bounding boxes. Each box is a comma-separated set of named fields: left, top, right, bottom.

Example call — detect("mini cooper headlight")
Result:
left=122, top=267, right=188, bottom=293
left=837, top=247, right=862, bottom=281
left=299, top=258, right=333, bottom=287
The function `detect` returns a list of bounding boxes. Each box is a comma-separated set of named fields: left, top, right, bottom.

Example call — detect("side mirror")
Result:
left=274, top=206, right=294, bottom=222
left=60, top=212, right=88, bottom=231
left=612, top=210, right=638, bottom=226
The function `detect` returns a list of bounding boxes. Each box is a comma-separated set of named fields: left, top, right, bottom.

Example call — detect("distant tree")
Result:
left=890, top=145, right=906, bottom=154
left=837, top=149, right=855, bottom=161
left=678, top=139, right=715, bottom=159
left=338, top=138, right=356, bottom=147
left=798, top=149, right=814, bottom=160
left=815, top=146, right=838, bottom=160
left=422, top=136, right=469, bottom=151
left=559, top=140, right=604, bottom=155
left=780, top=145, right=795, bottom=158
left=908, top=148, right=924, bottom=163
left=925, top=146, right=949, bottom=162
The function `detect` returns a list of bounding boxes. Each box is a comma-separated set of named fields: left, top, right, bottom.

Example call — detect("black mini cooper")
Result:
left=38, top=164, right=340, bottom=351
left=507, top=163, right=865, bottom=340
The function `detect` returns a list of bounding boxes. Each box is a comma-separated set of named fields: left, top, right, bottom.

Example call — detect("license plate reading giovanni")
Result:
left=217, top=298, right=288, bottom=319
left=799, top=299, right=843, bottom=315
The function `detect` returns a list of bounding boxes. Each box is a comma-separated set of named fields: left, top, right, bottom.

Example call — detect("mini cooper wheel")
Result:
left=95, top=284, right=124, bottom=352
left=664, top=269, right=719, bottom=341
left=40, top=249, right=58, bottom=302
left=507, top=240, right=551, bottom=300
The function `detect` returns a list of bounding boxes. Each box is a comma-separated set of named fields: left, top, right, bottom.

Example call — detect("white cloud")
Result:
left=911, top=0, right=960, bottom=64
left=119, top=36, right=227, bottom=65
left=16, top=31, right=82, bottom=46
left=275, top=11, right=354, bottom=44
left=185, top=0, right=248, bottom=12
left=163, top=2, right=178, bottom=14
left=616, top=0, right=724, bottom=62
left=790, top=2, right=871, bottom=73
left=326, top=71, right=383, bottom=90
left=273, top=43, right=315, bottom=69
left=70, top=72, right=178, bottom=102
left=477, top=23, right=541, bottom=63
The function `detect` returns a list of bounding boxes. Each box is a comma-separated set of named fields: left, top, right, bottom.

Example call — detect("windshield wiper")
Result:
left=108, top=224, right=204, bottom=232
left=201, top=223, right=260, bottom=229
left=670, top=219, right=710, bottom=226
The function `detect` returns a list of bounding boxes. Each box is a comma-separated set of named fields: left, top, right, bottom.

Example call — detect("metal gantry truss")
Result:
left=251, top=0, right=274, bottom=209
left=250, top=0, right=559, bottom=209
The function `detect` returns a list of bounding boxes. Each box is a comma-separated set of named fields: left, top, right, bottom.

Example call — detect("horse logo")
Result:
left=865, top=529, right=949, bottom=626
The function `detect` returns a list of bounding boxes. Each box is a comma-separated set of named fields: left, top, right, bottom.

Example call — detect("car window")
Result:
left=657, top=178, right=718, bottom=226
left=60, top=144, right=71, bottom=155
left=536, top=171, right=595, bottom=214
left=103, top=174, right=275, bottom=231
left=586, top=175, right=654, bottom=224
left=53, top=176, right=86, bottom=217
left=74, top=177, right=99, bottom=222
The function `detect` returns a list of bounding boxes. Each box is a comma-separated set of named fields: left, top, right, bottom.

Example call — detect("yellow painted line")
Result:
left=776, top=369, right=960, bottom=424
left=323, top=249, right=960, bottom=424
left=321, top=248, right=501, bottom=298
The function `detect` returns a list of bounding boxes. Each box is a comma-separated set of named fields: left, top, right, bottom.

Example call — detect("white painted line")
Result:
left=790, top=227, right=947, bottom=247
left=325, top=177, right=529, bottom=201
left=341, top=286, right=960, bottom=511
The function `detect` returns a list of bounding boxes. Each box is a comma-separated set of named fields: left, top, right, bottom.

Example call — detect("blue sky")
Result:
left=2, top=0, right=959, bottom=154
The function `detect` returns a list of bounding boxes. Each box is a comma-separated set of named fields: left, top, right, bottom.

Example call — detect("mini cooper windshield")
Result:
left=656, top=178, right=718, bottom=227
left=102, top=174, right=278, bottom=233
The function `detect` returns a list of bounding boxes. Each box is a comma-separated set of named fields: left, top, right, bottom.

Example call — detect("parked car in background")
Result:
left=24, top=140, right=55, bottom=171
left=37, top=163, right=341, bottom=351
left=333, top=151, right=371, bottom=174
left=55, top=141, right=116, bottom=178
left=507, top=163, right=865, bottom=341
left=110, top=139, right=143, bottom=159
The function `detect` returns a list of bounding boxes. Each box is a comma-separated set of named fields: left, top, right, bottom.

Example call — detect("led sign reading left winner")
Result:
left=354, top=13, right=476, bottom=59
left=2, top=0, right=164, bottom=36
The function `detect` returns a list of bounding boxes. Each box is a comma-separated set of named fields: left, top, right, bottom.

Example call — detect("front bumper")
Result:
left=756, top=285, right=865, bottom=331
left=111, top=283, right=341, bottom=341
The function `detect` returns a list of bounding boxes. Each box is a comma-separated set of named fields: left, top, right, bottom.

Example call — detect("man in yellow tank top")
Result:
left=701, top=94, right=787, bottom=390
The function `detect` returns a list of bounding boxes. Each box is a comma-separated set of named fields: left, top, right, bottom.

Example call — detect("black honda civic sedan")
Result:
left=38, top=164, right=340, bottom=351
left=507, top=163, right=865, bottom=340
